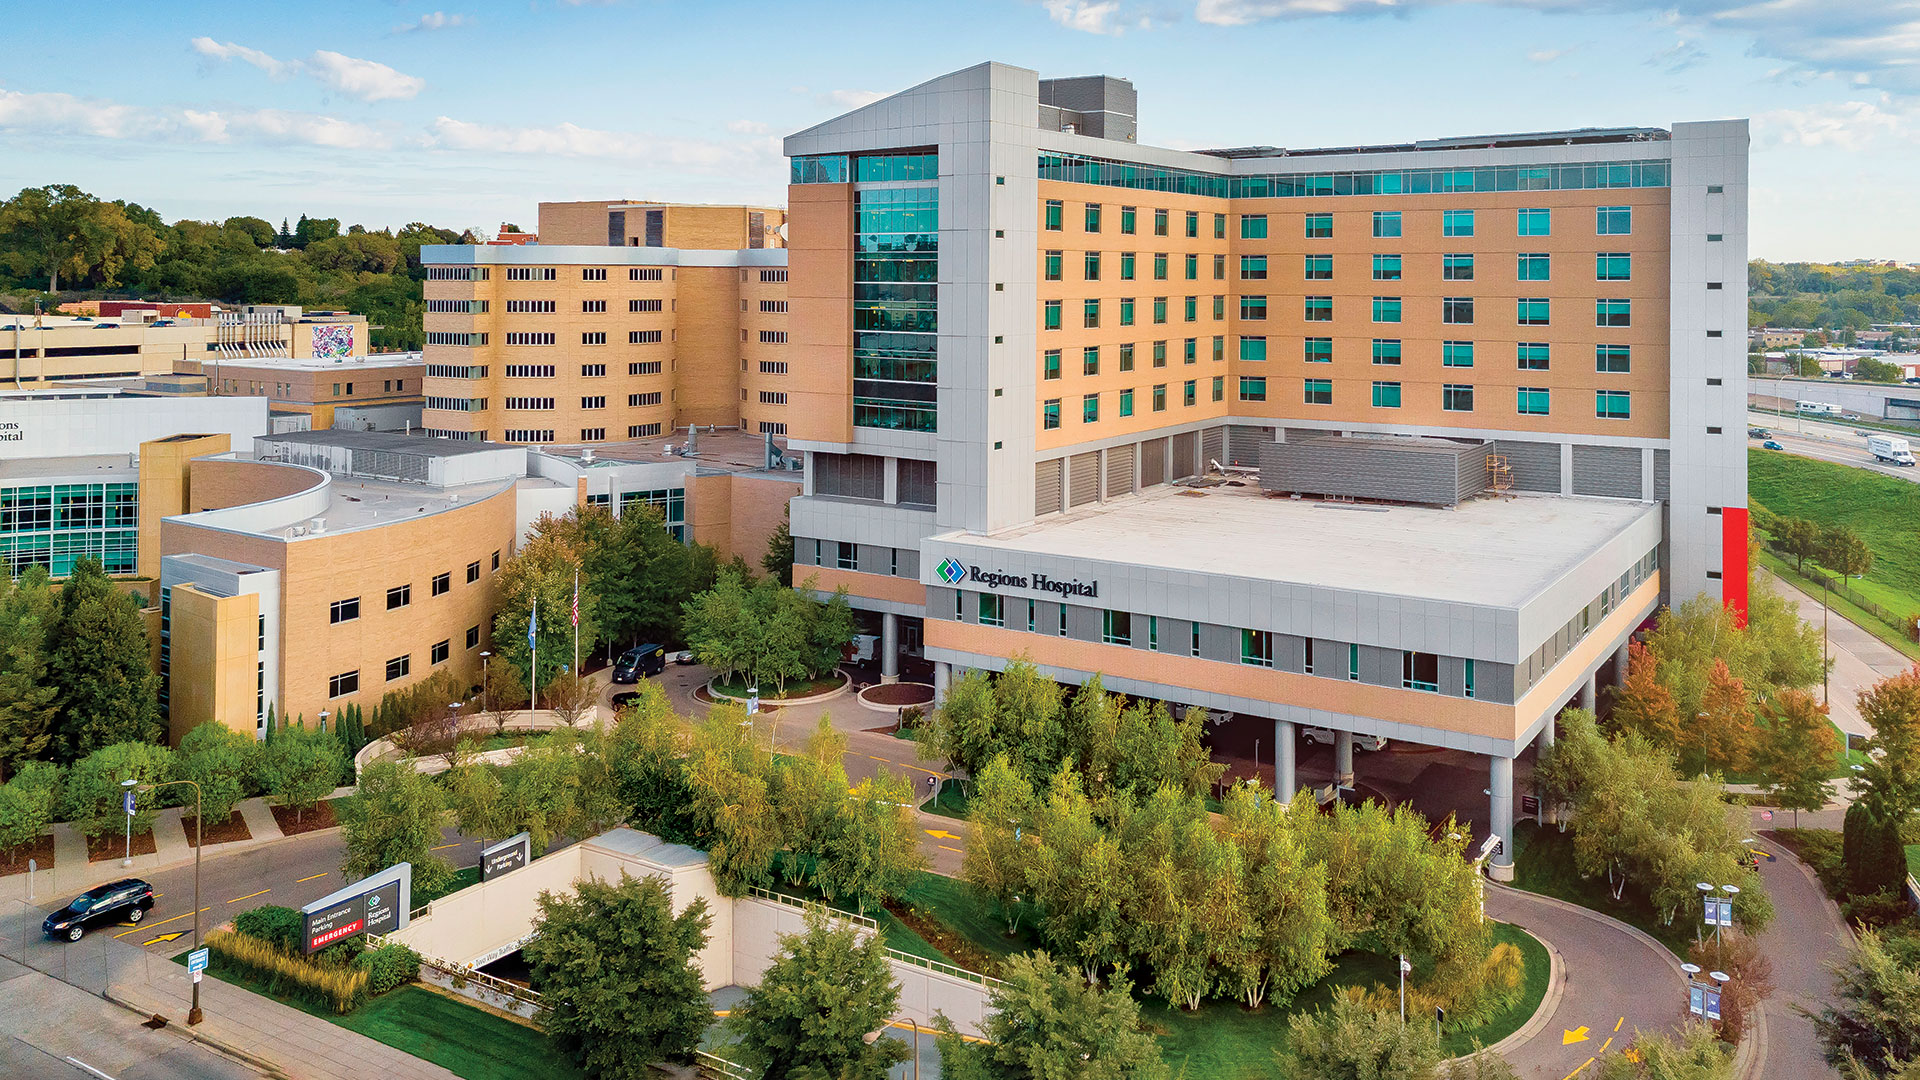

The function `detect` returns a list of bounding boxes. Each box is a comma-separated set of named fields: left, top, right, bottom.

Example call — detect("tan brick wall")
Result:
left=674, top=267, right=743, bottom=428
left=137, top=434, right=231, bottom=579
left=784, top=184, right=854, bottom=444
left=535, top=201, right=615, bottom=245
left=167, top=585, right=261, bottom=744
left=186, top=457, right=322, bottom=512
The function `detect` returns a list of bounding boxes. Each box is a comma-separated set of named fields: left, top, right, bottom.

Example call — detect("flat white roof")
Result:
left=940, top=484, right=1658, bottom=609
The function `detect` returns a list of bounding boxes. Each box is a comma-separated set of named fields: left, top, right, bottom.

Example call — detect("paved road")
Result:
left=1760, top=567, right=1913, bottom=745
left=1486, top=885, right=1683, bottom=1079
left=1747, top=827, right=1848, bottom=1079
left=1747, top=411, right=1920, bottom=483
left=0, top=955, right=260, bottom=1080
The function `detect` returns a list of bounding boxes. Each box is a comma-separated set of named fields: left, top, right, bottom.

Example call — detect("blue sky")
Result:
left=0, top=0, right=1912, bottom=261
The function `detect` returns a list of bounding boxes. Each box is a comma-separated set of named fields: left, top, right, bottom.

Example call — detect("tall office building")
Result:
left=781, top=62, right=1748, bottom=878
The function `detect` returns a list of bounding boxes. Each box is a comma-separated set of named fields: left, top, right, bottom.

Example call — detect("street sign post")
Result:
left=480, top=832, right=531, bottom=881
left=124, top=791, right=136, bottom=815
left=187, top=948, right=209, bottom=974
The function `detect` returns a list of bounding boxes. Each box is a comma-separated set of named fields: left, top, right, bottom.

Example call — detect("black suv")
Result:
left=43, top=879, right=155, bottom=942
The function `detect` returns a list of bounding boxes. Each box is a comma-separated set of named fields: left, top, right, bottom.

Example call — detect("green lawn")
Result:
left=1512, top=820, right=1695, bottom=958
left=709, top=673, right=845, bottom=700
left=1759, top=551, right=1920, bottom=663
left=1907, top=845, right=1919, bottom=882
left=1749, top=449, right=1920, bottom=624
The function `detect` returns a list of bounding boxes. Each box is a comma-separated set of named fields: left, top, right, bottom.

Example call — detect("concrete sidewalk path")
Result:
left=1762, top=568, right=1914, bottom=743
left=6, top=798, right=309, bottom=907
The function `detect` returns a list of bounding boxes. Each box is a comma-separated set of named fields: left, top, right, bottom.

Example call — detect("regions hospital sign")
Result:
left=935, top=556, right=1099, bottom=599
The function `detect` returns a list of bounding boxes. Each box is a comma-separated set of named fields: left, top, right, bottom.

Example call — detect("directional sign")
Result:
left=187, top=948, right=209, bottom=974
left=1563, top=1026, right=1590, bottom=1045
left=480, top=832, right=531, bottom=881
left=301, top=862, right=412, bottom=954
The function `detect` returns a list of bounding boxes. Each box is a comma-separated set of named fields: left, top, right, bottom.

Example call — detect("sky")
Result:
left=0, top=0, right=1915, bottom=261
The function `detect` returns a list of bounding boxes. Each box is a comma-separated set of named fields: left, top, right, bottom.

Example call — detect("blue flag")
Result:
left=527, top=602, right=537, bottom=650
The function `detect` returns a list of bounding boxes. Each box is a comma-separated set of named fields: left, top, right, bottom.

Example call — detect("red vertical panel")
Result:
left=1722, top=507, right=1750, bottom=628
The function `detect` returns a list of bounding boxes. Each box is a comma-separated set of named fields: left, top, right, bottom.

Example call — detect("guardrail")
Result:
left=884, top=946, right=1002, bottom=987
left=370, top=932, right=546, bottom=1014
left=745, top=886, right=878, bottom=930
left=695, top=1049, right=756, bottom=1080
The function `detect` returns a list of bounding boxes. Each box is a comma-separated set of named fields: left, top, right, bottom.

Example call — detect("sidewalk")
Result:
left=3, top=795, right=289, bottom=905
left=1762, top=567, right=1914, bottom=743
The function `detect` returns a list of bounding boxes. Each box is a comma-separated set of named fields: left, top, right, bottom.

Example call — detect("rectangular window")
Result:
left=1304, top=255, right=1332, bottom=280
left=1442, top=297, right=1474, bottom=324
left=1183, top=380, right=1196, bottom=406
left=1085, top=251, right=1102, bottom=280
left=1348, top=643, right=1360, bottom=681
left=386, top=655, right=410, bottom=682
left=1043, top=399, right=1061, bottom=429
left=1184, top=254, right=1198, bottom=280
left=1517, top=298, right=1550, bottom=326
left=581, top=396, right=606, bottom=410
left=629, top=392, right=664, bottom=407
left=1372, top=254, right=1401, bottom=281
left=1517, top=208, right=1551, bottom=236
left=1084, top=298, right=1101, bottom=328
left=1595, top=344, right=1632, bottom=373
left=581, top=300, right=606, bottom=313
left=1304, top=337, right=1332, bottom=363
left=1211, top=375, right=1225, bottom=402
left=1442, top=340, right=1474, bottom=367
left=1402, top=651, right=1439, bottom=692
left=1084, top=346, right=1101, bottom=375
left=1044, top=250, right=1062, bottom=281
left=1372, top=297, right=1402, bottom=323
left=1240, top=336, right=1267, bottom=362
left=1120, top=342, right=1136, bottom=370
left=1213, top=255, right=1227, bottom=281
left=1044, top=200, right=1063, bottom=230
left=1242, top=255, right=1270, bottom=280
left=1154, top=253, right=1168, bottom=280
left=1214, top=213, right=1226, bottom=239
left=1372, top=211, right=1401, bottom=238
left=1241, top=214, right=1268, bottom=239
left=432, top=572, right=450, bottom=596
left=1304, top=378, right=1333, bottom=405
left=1153, top=340, right=1167, bottom=367
left=1517, top=387, right=1551, bottom=415
left=1191, top=622, right=1201, bottom=657
left=1184, top=338, right=1197, bottom=364
left=1239, top=376, right=1267, bottom=401
left=328, top=670, right=359, bottom=698
left=1596, top=252, right=1632, bottom=280
left=1517, top=253, right=1551, bottom=282
left=467, top=560, right=481, bottom=583
left=1597, top=205, right=1632, bottom=235
left=1372, top=381, right=1402, bottom=408
left=1185, top=211, right=1199, bottom=238
left=1059, top=605, right=1069, bottom=637
left=1241, top=629, right=1274, bottom=667
left=1596, top=390, right=1632, bottom=419
left=1120, top=252, right=1136, bottom=280
left=1596, top=299, right=1632, bottom=327
left=1213, top=295, right=1226, bottom=321
left=1240, top=296, right=1269, bottom=320
left=1443, top=384, right=1475, bottom=412
left=1465, top=659, right=1476, bottom=698
left=1085, top=204, right=1102, bottom=232
left=1442, top=209, right=1475, bottom=237
left=1120, top=206, right=1137, bottom=234
left=1148, top=615, right=1159, bottom=651
left=329, top=597, right=359, bottom=624
left=466, top=625, right=480, bottom=649
left=1154, top=297, right=1168, bottom=324
left=493, top=551, right=500, bottom=570
left=1044, top=300, right=1062, bottom=330
left=834, top=541, right=856, bottom=571
left=1372, top=339, right=1401, bottom=365
left=1304, top=297, right=1333, bottom=321
left=1152, top=384, right=1167, bottom=411
left=580, top=363, right=606, bottom=377
left=1083, top=393, right=1100, bottom=423
left=1304, top=213, right=1332, bottom=238
left=431, top=640, right=450, bottom=665
left=1442, top=254, right=1474, bottom=281
left=1044, top=350, right=1062, bottom=380
left=1102, top=610, right=1132, bottom=645
left=979, top=593, right=1005, bottom=627
left=1154, top=208, right=1168, bottom=236
left=1119, top=388, right=1134, bottom=416
left=1183, top=296, right=1197, bottom=322
left=386, top=585, right=410, bottom=610
left=1517, top=342, right=1550, bottom=370
left=629, top=332, right=663, bottom=346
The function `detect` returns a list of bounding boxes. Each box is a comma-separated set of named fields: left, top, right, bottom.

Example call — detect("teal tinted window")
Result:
left=1184, top=253, right=1198, bottom=280
left=1241, top=296, right=1268, bottom=320
left=1213, top=296, right=1226, bottom=320
left=1043, top=350, right=1061, bottom=379
left=1372, top=254, right=1401, bottom=281
left=855, top=152, right=937, bottom=182
left=1120, top=388, right=1134, bottom=416
left=0, top=481, right=139, bottom=578
left=1596, top=299, right=1632, bottom=327
left=1517, top=298, right=1550, bottom=326
left=1120, top=252, right=1136, bottom=280
left=1305, top=255, right=1333, bottom=280
left=1119, top=297, right=1135, bottom=326
left=1102, top=610, right=1130, bottom=644
left=1044, top=251, right=1062, bottom=281
left=1304, top=296, right=1332, bottom=321
left=1083, top=346, right=1100, bottom=375
left=1241, top=255, right=1268, bottom=280
left=1597, top=205, right=1632, bottom=235
left=1372, top=339, right=1401, bottom=365
left=1212, top=375, right=1225, bottom=401
left=1183, top=379, right=1196, bottom=406
left=1154, top=297, right=1168, bottom=323
left=1372, top=211, right=1401, bottom=238
left=1044, top=200, right=1063, bottom=230
left=1596, top=390, right=1631, bottom=419
left=1153, top=384, right=1167, bottom=410
left=1442, top=254, right=1473, bottom=281
left=1517, top=208, right=1550, bottom=236
left=1184, top=296, right=1197, bottom=322
left=1083, top=393, right=1099, bottom=422
left=1442, top=209, right=1475, bottom=236
left=1084, top=299, right=1101, bottom=328
left=1037, top=152, right=1669, bottom=198
left=1443, top=384, right=1474, bottom=412
left=1443, top=340, right=1474, bottom=367
left=1596, top=252, right=1632, bottom=280
left=1184, top=339, right=1197, bottom=364
left=1214, top=213, right=1226, bottom=239
left=1043, top=399, right=1061, bottom=429
left=1153, top=340, right=1167, bottom=366
left=1044, top=300, right=1062, bottom=330
left=1242, top=214, right=1268, bottom=239
left=1119, top=343, right=1135, bottom=370
left=1084, top=251, right=1101, bottom=280
left=1517, top=253, right=1550, bottom=281
left=1154, top=253, right=1168, bottom=280
left=1240, top=376, right=1267, bottom=401
left=979, top=593, right=1004, bottom=627
left=1304, top=337, right=1332, bottom=363
left=1185, top=211, right=1199, bottom=238
left=1304, top=378, right=1332, bottom=405
left=1517, top=387, right=1551, bottom=415
left=853, top=185, right=939, bottom=432
left=1372, top=296, right=1402, bottom=323
left=1240, top=336, right=1267, bottom=362
left=1517, top=342, right=1550, bottom=370
left=1348, top=643, right=1359, bottom=681
left=1241, top=629, right=1274, bottom=667
left=1305, top=213, right=1332, bottom=238
left=1120, top=206, right=1137, bottom=234
left=1085, top=204, right=1102, bottom=232
left=1154, top=208, right=1168, bottom=235
left=1372, top=381, right=1402, bottom=408
left=790, top=154, right=849, bottom=184
left=1596, top=344, right=1631, bottom=373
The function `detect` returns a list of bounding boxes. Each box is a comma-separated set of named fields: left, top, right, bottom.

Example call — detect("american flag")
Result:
left=571, top=575, right=579, bottom=627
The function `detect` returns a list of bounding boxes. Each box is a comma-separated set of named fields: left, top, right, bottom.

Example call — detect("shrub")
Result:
left=356, top=942, right=421, bottom=995
left=1844, top=801, right=1907, bottom=898
left=1774, top=828, right=1846, bottom=897
left=231, top=904, right=305, bottom=954
left=1842, top=889, right=1914, bottom=932
left=207, top=929, right=368, bottom=1013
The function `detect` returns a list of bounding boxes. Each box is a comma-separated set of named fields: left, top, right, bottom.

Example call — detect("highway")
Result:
left=1748, top=410, right=1920, bottom=482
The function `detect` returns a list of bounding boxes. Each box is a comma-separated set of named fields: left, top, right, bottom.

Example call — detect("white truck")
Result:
left=1868, top=435, right=1916, bottom=466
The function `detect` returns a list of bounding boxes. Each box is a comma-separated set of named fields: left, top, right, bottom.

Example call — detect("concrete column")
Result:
left=1274, top=719, right=1296, bottom=802
left=1615, top=641, right=1632, bottom=686
left=932, top=661, right=950, bottom=706
left=1489, top=754, right=1516, bottom=881
left=1577, top=673, right=1596, bottom=713
left=1537, top=717, right=1556, bottom=753
left=883, top=456, right=899, bottom=505
left=881, top=612, right=900, bottom=684
left=1335, top=734, right=1354, bottom=789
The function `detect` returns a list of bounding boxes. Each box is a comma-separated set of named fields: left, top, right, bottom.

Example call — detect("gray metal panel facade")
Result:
left=1067, top=452, right=1099, bottom=507
left=1228, top=425, right=1276, bottom=466
left=1035, top=458, right=1062, bottom=515
left=1653, top=449, right=1671, bottom=500
left=1201, top=427, right=1225, bottom=468
left=1258, top=438, right=1486, bottom=506
left=1171, top=431, right=1198, bottom=480
left=1140, top=437, right=1167, bottom=486
left=1493, top=439, right=1561, bottom=492
left=1571, top=444, right=1644, bottom=498
left=1105, top=444, right=1135, bottom=497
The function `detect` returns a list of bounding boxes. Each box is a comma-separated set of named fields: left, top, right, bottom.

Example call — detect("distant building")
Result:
left=174, top=351, right=426, bottom=431
left=0, top=306, right=369, bottom=386
left=1750, top=328, right=1808, bottom=349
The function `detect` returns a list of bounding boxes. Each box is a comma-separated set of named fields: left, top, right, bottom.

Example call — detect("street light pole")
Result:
left=863, top=1017, right=922, bottom=1080
left=140, top=779, right=203, bottom=1025
left=480, top=651, right=491, bottom=718
left=1823, top=577, right=1831, bottom=707
left=121, top=778, right=135, bottom=867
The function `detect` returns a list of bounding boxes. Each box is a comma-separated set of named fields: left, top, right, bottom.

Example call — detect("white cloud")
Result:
left=307, top=51, right=425, bottom=102
left=0, top=87, right=387, bottom=149
left=423, top=116, right=775, bottom=171
left=727, top=119, right=772, bottom=135
left=1646, top=37, right=1708, bottom=74
left=191, top=38, right=425, bottom=102
left=395, top=12, right=470, bottom=33
left=1758, top=98, right=1916, bottom=152
left=1526, top=47, right=1571, bottom=63
left=1044, top=0, right=1126, bottom=34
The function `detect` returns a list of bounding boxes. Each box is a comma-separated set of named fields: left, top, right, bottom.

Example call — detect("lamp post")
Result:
left=480, top=651, right=492, bottom=717
left=863, top=1016, right=922, bottom=1080
left=139, top=779, right=204, bottom=1025
left=317, top=708, right=329, bottom=734
left=1822, top=576, right=1831, bottom=707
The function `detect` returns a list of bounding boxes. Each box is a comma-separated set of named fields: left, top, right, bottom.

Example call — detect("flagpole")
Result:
left=573, top=568, right=580, bottom=681
left=531, top=595, right=538, bottom=712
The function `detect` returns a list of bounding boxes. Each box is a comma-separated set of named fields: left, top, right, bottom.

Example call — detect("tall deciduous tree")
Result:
left=1821, top=525, right=1876, bottom=598
left=726, top=905, right=908, bottom=1080
left=258, top=720, right=344, bottom=823
left=685, top=704, right=781, bottom=894
left=933, top=951, right=1169, bottom=1080
left=337, top=759, right=452, bottom=891
left=1753, top=689, right=1839, bottom=824
left=1777, top=516, right=1823, bottom=573
left=0, top=761, right=61, bottom=858
left=62, top=741, right=174, bottom=840
left=817, top=768, right=927, bottom=916
left=1857, top=667, right=1920, bottom=819
left=524, top=874, right=713, bottom=1078
left=961, top=754, right=1040, bottom=936
left=1643, top=588, right=1825, bottom=722
left=1610, top=642, right=1682, bottom=747
left=606, top=682, right=698, bottom=845
left=491, top=526, right=598, bottom=697
left=175, top=721, right=257, bottom=824
left=1689, top=659, right=1757, bottom=776
left=1216, top=785, right=1336, bottom=1009
left=48, top=559, right=160, bottom=760
left=1278, top=991, right=1444, bottom=1080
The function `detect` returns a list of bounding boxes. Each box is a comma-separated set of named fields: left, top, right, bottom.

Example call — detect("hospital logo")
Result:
left=936, top=557, right=966, bottom=585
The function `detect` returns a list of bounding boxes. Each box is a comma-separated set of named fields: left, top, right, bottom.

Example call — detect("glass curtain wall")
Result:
left=853, top=152, right=939, bottom=432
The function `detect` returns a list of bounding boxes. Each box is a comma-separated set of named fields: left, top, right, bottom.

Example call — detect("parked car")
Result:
left=611, top=643, right=666, bottom=683
left=1300, top=727, right=1388, bottom=751
left=1747, top=427, right=1770, bottom=439
left=43, top=879, right=154, bottom=942
left=672, top=650, right=696, bottom=666
left=1762, top=440, right=1784, bottom=451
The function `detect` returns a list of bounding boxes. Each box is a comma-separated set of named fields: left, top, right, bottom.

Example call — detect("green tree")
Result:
left=62, top=741, right=174, bottom=840
left=491, top=527, right=599, bottom=696
left=47, top=559, right=160, bottom=760
left=258, top=720, right=344, bottom=823
left=1842, top=800, right=1907, bottom=899
left=817, top=768, right=928, bottom=916
left=1687, top=659, right=1755, bottom=776
left=337, top=759, right=452, bottom=892
left=1591, top=1024, right=1734, bottom=1080
left=1029, top=767, right=1129, bottom=982
left=291, top=214, right=340, bottom=248
left=1775, top=517, right=1824, bottom=574
left=682, top=568, right=753, bottom=682
left=524, top=874, right=713, bottom=1077
left=1643, top=589, right=1824, bottom=724
left=918, top=658, right=1066, bottom=792
left=1812, top=930, right=1920, bottom=1077
left=496, top=729, right=624, bottom=854
left=961, top=754, right=1040, bottom=935
left=175, top=721, right=257, bottom=825
left=1294, top=798, right=1486, bottom=967
left=1858, top=357, right=1903, bottom=383
left=606, top=682, right=698, bottom=844
left=1857, top=667, right=1920, bottom=819
left=933, top=951, right=1169, bottom=1080
left=763, top=507, right=795, bottom=587
left=1753, top=689, right=1839, bottom=824
left=0, top=567, right=59, bottom=777
left=1217, top=785, right=1336, bottom=1008
left=1278, top=990, right=1444, bottom=1080
left=0, top=185, right=121, bottom=291
left=534, top=502, right=706, bottom=653
left=0, top=760, right=61, bottom=858
left=1821, top=525, right=1876, bottom=598
left=223, top=215, right=276, bottom=247
left=726, top=905, right=908, bottom=1080
left=685, top=704, right=781, bottom=894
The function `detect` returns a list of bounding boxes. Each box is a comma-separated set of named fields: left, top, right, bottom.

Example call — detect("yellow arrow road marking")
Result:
left=227, top=889, right=270, bottom=904
left=141, top=931, right=186, bottom=946
left=924, top=829, right=961, bottom=840
left=1563, top=1026, right=1591, bottom=1045
left=295, top=872, right=328, bottom=883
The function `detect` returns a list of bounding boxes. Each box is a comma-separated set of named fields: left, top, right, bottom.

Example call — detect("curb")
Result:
left=854, top=682, right=934, bottom=715
left=1451, top=925, right=1563, bottom=1063
left=102, top=987, right=293, bottom=1080
left=1486, top=880, right=1685, bottom=979
left=704, top=670, right=852, bottom=707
